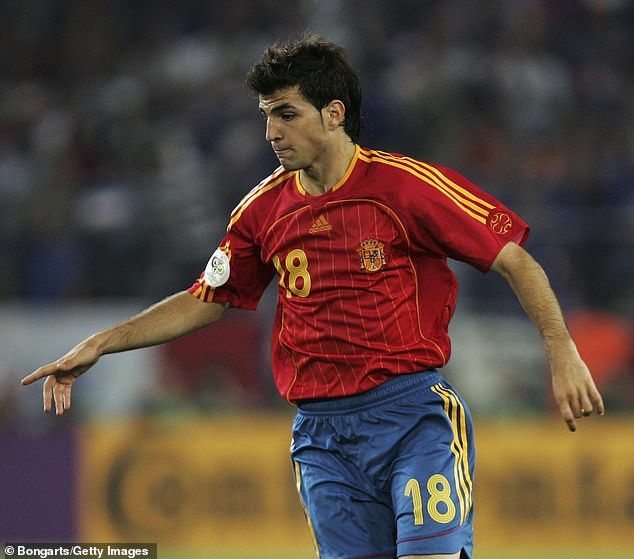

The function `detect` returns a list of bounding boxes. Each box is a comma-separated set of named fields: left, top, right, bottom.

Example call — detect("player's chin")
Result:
left=275, top=153, right=301, bottom=170
left=278, top=158, right=301, bottom=171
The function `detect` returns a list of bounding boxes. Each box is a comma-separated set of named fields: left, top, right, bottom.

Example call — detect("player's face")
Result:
left=258, top=87, right=330, bottom=171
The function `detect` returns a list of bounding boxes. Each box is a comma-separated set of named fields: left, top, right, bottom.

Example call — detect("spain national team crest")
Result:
left=358, top=238, right=387, bottom=272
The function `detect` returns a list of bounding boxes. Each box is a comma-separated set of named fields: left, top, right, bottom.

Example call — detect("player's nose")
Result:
left=265, top=118, right=282, bottom=143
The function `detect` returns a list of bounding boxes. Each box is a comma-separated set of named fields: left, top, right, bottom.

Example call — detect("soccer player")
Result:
left=22, top=37, right=604, bottom=559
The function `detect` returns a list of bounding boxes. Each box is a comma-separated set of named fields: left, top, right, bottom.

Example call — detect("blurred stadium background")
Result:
left=0, top=0, right=632, bottom=557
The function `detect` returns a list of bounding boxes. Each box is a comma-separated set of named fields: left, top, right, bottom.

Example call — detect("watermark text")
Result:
left=3, top=544, right=156, bottom=559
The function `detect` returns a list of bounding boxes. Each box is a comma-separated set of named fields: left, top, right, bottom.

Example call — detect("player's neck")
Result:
left=299, top=140, right=356, bottom=196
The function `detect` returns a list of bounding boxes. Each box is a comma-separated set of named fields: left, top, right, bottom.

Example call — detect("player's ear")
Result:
left=323, top=100, right=346, bottom=131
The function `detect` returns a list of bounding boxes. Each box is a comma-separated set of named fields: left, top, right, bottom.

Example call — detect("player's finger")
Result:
left=63, top=385, right=72, bottom=411
left=580, top=393, right=594, bottom=417
left=43, top=377, right=54, bottom=413
left=565, top=416, right=577, bottom=432
left=569, top=394, right=583, bottom=419
left=53, top=383, right=65, bottom=416
left=22, top=362, right=59, bottom=386
left=590, top=385, right=605, bottom=416
left=559, top=402, right=577, bottom=432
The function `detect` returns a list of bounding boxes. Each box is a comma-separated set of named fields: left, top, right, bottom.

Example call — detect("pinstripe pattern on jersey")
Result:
left=359, top=148, right=493, bottom=224
left=299, top=209, right=333, bottom=400
left=317, top=206, right=350, bottom=396
left=344, top=198, right=447, bottom=365
left=265, top=197, right=447, bottom=399
left=279, top=306, right=301, bottom=402
left=430, top=383, right=473, bottom=525
left=268, top=205, right=350, bottom=401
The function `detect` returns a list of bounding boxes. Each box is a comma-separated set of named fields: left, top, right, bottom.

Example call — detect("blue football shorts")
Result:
left=290, top=370, right=475, bottom=559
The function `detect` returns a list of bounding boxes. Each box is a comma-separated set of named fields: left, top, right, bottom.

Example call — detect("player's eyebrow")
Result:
left=259, top=103, right=297, bottom=117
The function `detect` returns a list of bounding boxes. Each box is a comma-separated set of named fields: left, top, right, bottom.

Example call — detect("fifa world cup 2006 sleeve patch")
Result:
left=204, top=248, right=231, bottom=287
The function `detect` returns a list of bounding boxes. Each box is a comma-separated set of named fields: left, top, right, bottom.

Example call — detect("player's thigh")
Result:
left=391, top=382, right=475, bottom=558
left=293, top=455, right=396, bottom=558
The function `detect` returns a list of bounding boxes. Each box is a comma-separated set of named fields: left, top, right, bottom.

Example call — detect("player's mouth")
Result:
left=273, top=147, right=292, bottom=157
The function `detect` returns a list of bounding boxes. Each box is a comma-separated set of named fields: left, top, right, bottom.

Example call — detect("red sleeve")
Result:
left=188, top=215, right=275, bottom=310
left=406, top=163, right=529, bottom=271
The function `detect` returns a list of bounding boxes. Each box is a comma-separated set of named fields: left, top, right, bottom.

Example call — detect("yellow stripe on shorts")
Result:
left=430, top=383, right=473, bottom=524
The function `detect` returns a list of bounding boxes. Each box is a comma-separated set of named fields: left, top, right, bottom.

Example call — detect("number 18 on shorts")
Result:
left=291, top=372, right=475, bottom=558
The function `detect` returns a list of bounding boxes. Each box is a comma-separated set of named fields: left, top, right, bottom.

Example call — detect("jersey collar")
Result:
left=295, top=144, right=360, bottom=196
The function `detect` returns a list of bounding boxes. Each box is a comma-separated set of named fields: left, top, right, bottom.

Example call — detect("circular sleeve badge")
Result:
left=488, top=211, right=513, bottom=235
left=203, top=248, right=230, bottom=287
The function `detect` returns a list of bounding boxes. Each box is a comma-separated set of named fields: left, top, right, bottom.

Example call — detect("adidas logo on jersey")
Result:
left=309, top=214, right=333, bottom=233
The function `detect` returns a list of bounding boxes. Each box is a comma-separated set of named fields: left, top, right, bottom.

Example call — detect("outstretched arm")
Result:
left=491, top=242, right=604, bottom=431
left=21, top=291, right=226, bottom=415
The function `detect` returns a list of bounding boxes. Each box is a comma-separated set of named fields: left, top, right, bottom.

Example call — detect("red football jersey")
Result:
left=189, top=146, right=529, bottom=402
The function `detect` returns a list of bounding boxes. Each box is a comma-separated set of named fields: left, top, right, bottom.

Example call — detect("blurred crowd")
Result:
left=0, top=1, right=632, bottom=415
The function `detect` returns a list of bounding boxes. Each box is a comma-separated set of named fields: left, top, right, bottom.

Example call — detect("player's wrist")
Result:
left=86, top=331, right=113, bottom=356
left=542, top=326, right=574, bottom=351
left=546, top=338, right=582, bottom=371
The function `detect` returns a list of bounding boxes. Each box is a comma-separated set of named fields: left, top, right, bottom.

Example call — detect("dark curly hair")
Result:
left=247, top=36, right=362, bottom=143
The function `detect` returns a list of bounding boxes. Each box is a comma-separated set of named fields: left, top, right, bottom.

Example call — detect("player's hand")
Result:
left=550, top=349, right=605, bottom=432
left=20, top=340, right=101, bottom=415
